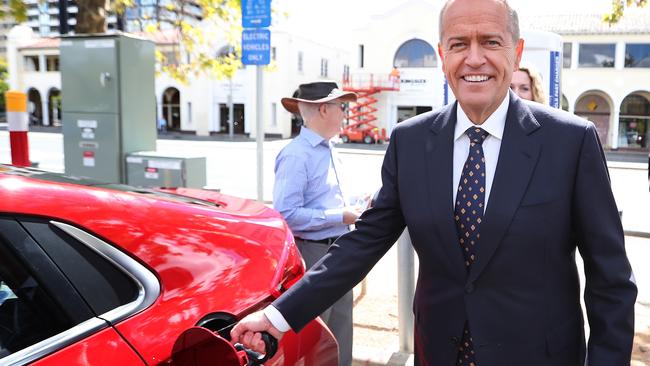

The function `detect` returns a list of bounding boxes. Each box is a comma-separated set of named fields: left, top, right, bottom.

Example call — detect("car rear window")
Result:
left=19, top=218, right=139, bottom=316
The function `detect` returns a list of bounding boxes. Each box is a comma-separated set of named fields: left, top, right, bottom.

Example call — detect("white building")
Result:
left=343, top=0, right=649, bottom=152
left=8, top=2, right=650, bottom=152
left=342, top=1, right=443, bottom=134
left=520, top=12, right=650, bottom=151
left=6, top=25, right=349, bottom=138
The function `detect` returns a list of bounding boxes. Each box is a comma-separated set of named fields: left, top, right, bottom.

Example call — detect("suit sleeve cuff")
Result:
left=263, top=305, right=291, bottom=332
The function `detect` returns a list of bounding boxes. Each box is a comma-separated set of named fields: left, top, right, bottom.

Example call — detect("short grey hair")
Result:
left=438, top=0, right=520, bottom=43
left=297, top=102, right=321, bottom=123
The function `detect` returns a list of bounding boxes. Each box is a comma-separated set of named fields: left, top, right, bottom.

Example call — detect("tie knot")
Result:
left=466, top=127, right=489, bottom=145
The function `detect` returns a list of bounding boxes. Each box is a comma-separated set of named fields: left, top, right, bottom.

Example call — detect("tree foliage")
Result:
left=71, top=0, right=247, bottom=83
left=0, top=0, right=27, bottom=23
left=147, top=0, right=244, bottom=83
left=0, top=58, right=9, bottom=112
left=603, top=0, right=648, bottom=24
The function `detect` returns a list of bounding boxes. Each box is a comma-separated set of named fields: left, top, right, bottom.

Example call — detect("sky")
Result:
left=273, top=0, right=642, bottom=44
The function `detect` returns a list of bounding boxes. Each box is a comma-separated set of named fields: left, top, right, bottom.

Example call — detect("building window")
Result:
left=618, top=94, right=650, bottom=149
left=393, top=38, right=437, bottom=68
left=624, top=43, right=650, bottom=68
left=578, top=43, right=615, bottom=67
left=320, top=58, right=328, bottom=77
left=563, top=42, right=572, bottom=68
left=187, top=102, right=192, bottom=125
left=162, top=51, right=179, bottom=66
left=297, top=51, right=303, bottom=72
left=271, top=103, right=277, bottom=127
left=46, top=55, right=59, bottom=71
left=359, top=44, right=364, bottom=68
left=24, top=55, right=39, bottom=71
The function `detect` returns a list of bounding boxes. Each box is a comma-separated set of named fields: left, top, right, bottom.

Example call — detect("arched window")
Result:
left=162, top=87, right=181, bottom=130
left=48, top=88, right=61, bottom=126
left=27, top=88, right=43, bottom=126
left=561, top=94, right=569, bottom=111
left=574, top=92, right=612, bottom=147
left=393, top=39, right=437, bottom=68
left=619, top=93, right=650, bottom=149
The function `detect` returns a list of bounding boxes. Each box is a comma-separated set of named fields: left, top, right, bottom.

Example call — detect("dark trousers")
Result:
left=296, top=239, right=353, bottom=366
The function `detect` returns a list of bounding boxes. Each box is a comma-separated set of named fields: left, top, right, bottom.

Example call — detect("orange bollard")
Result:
left=6, top=90, right=30, bottom=167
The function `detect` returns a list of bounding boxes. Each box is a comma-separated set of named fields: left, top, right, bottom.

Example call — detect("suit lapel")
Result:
left=425, top=103, right=467, bottom=280
left=468, top=93, right=542, bottom=283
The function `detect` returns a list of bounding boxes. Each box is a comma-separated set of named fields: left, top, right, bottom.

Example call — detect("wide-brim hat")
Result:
left=281, top=81, right=357, bottom=115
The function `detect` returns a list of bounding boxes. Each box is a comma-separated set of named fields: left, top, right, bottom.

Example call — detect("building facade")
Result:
left=6, top=25, right=349, bottom=138
left=521, top=12, right=650, bottom=151
left=8, top=1, right=649, bottom=150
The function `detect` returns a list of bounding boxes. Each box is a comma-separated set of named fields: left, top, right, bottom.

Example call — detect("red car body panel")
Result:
left=0, top=168, right=338, bottom=365
left=30, top=327, right=145, bottom=366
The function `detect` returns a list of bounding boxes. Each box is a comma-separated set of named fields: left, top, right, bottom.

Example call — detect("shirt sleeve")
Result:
left=263, top=305, right=291, bottom=332
left=273, top=153, right=343, bottom=231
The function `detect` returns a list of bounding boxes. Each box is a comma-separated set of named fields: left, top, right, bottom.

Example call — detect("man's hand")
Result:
left=342, top=207, right=362, bottom=225
left=230, top=311, right=284, bottom=354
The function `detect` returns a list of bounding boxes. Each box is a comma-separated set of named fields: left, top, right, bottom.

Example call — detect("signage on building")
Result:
left=242, top=0, right=271, bottom=28
left=548, top=51, right=561, bottom=109
left=242, top=29, right=271, bottom=65
left=399, top=77, right=430, bottom=92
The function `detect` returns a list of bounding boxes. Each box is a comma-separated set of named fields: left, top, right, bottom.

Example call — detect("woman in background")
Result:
left=511, top=63, right=547, bottom=104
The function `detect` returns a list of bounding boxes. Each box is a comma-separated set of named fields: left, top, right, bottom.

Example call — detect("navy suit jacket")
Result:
left=273, top=91, right=637, bottom=366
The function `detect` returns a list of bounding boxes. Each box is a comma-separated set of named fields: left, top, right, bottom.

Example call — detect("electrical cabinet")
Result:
left=61, top=33, right=156, bottom=182
left=126, top=152, right=207, bottom=189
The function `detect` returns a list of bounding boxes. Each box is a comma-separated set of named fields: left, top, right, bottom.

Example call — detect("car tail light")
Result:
left=270, top=230, right=305, bottom=298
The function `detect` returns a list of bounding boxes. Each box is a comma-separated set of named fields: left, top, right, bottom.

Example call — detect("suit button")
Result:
left=465, top=283, right=475, bottom=294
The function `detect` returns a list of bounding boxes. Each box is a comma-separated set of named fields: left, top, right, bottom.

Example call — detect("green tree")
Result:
left=603, top=0, right=648, bottom=24
left=0, top=58, right=9, bottom=113
left=0, top=0, right=28, bottom=23
left=73, top=0, right=252, bottom=83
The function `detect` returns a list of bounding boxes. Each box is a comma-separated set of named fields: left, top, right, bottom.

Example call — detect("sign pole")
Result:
left=241, top=0, right=271, bottom=202
left=256, top=66, right=264, bottom=202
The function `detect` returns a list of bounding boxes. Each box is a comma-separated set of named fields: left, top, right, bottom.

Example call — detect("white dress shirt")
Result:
left=265, top=94, right=511, bottom=332
left=453, top=94, right=509, bottom=211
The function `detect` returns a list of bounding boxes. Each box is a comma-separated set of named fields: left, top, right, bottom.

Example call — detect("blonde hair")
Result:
left=517, top=64, right=547, bottom=104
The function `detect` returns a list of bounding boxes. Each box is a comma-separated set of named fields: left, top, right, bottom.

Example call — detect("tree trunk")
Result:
left=75, top=0, right=109, bottom=33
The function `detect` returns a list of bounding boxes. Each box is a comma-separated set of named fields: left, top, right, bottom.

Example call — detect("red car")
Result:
left=0, top=164, right=338, bottom=366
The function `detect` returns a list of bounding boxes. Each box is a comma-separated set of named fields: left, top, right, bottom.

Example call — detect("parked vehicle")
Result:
left=0, top=164, right=338, bottom=366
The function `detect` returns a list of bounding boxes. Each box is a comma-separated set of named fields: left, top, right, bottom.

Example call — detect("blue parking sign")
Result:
left=242, top=0, right=271, bottom=28
left=242, top=28, right=271, bottom=65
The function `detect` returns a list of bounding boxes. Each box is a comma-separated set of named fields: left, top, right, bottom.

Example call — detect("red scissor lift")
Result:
left=341, top=71, right=400, bottom=144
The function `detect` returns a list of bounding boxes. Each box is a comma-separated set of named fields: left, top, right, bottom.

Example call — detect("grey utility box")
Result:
left=126, top=151, right=207, bottom=189
left=60, top=33, right=156, bottom=183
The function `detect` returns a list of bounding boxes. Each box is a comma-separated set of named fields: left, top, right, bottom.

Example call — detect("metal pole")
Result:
left=256, top=65, right=264, bottom=202
left=228, top=77, right=234, bottom=139
left=397, top=228, right=415, bottom=352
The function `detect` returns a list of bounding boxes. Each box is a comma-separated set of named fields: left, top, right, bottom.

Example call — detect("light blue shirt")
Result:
left=273, top=126, right=349, bottom=240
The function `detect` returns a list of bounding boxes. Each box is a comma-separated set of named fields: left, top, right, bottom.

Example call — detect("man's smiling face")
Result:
left=438, top=0, right=523, bottom=123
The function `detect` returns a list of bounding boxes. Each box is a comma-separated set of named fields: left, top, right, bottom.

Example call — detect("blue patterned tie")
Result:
left=455, top=127, right=489, bottom=366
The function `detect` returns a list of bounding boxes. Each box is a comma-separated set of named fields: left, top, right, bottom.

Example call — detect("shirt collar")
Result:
left=300, top=126, right=329, bottom=147
left=454, top=93, right=509, bottom=141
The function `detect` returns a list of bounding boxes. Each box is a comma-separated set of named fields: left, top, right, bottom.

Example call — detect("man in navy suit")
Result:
left=232, top=0, right=637, bottom=364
